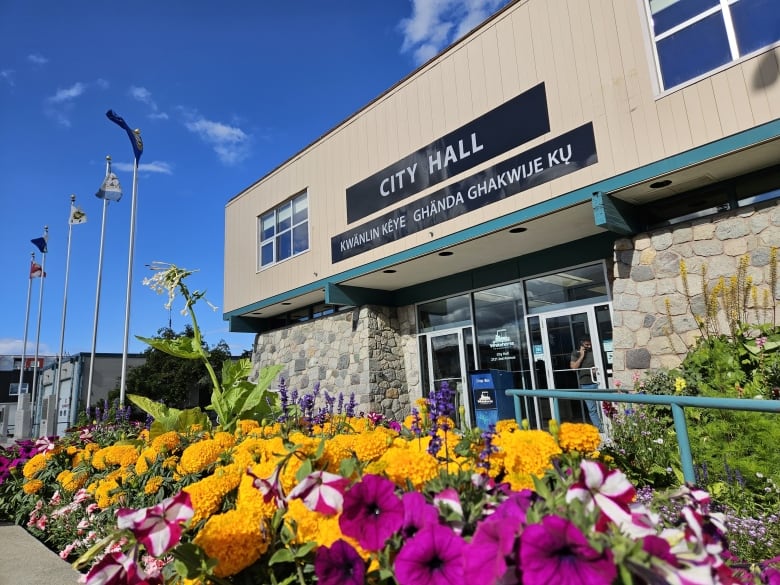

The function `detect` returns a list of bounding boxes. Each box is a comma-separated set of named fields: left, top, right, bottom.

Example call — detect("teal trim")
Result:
left=325, top=283, right=396, bottom=306
left=506, top=388, right=780, bottom=484
left=224, top=119, right=780, bottom=324
left=592, top=191, right=640, bottom=235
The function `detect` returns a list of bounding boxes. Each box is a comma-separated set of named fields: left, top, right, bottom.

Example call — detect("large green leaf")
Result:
left=136, top=335, right=202, bottom=360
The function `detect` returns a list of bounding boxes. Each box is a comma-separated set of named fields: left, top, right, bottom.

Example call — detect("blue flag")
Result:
left=31, top=236, right=48, bottom=254
left=106, top=110, right=143, bottom=162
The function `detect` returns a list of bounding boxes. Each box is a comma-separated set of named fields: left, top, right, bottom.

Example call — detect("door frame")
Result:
left=424, top=326, right=476, bottom=427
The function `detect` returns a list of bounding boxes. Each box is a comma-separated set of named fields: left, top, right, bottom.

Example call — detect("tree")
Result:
left=123, top=326, right=233, bottom=409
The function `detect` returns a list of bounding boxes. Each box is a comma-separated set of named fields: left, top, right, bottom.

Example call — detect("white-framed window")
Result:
left=257, top=191, right=309, bottom=270
left=9, top=382, right=28, bottom=396
left=645, top=0, right=780, bottom=91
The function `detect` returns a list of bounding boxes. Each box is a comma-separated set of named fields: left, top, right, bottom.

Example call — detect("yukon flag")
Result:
left=69, top=202, right=87, bottom=225
left=30, top=261, right=45, bottom=278
left=96, top=171, right=123, bottom=201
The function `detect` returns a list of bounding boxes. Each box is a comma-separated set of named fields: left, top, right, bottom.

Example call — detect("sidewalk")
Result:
left=0, top=523, right=82, bottom=585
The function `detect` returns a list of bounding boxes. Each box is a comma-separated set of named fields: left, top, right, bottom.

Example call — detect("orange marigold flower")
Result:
left=557, top=422, right=601, bottom=454
left=193, top=509, right=269, bottom=577
left=22, top=453, right=48, bottom=479
left=92, top=445, right=139, bottom=470
left=144, top=476, right=164, bottom=495
left=184, top=465, right=242, bottom=524
left=377, top=443, right=439, bottom=490
left=150, top=431, right=182, bottom=454
left=22, top=479, right=44, bottom=494
left=235, top=419, right=260, bottom=436
left=178, top=439, right=227, bottom=475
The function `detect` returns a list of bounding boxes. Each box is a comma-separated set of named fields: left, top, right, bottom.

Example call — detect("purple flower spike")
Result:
left=314, top=539, right=365, bottom=585
left=339, top=474, right=404, bottom=551
left=520, top=515, right=616, bottom=585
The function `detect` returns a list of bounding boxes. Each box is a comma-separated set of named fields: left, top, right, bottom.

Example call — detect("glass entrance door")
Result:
left=425, top=328, right=475, bottom=428
left=525, top=303, right=613, bottom=428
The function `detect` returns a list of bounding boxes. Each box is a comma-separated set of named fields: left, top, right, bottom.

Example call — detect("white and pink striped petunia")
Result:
left=566, top=460, right=636, bottom=527
left=287, top=470, right=350, bottom=515
left=116, top=491, right=193, bottom=557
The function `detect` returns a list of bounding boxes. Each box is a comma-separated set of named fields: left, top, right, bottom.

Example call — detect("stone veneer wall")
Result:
left=250, top=304, right=421, bottom=420
left=611, top=202, right=780, bottom=387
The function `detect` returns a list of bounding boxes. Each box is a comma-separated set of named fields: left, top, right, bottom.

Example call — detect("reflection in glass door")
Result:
left=425, top=328, right=475, bottom=428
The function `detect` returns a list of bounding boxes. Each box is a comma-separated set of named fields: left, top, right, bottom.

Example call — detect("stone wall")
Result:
left=251, top=305, right=420, bottom=420
left=611, top=202, right=780, bottom=386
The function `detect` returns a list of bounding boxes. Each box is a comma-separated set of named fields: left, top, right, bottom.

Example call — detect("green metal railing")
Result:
left=505, top=388, right=780, bottom=483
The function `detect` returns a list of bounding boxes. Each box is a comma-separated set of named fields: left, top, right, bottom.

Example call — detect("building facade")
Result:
left=224, top=0, right=780, bottom=427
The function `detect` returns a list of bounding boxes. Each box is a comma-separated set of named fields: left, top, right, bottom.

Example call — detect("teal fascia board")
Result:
left=592, top=191, right=640, bottom=235
left=224, top=119, right=780, bottom=325
left=325, top=283, right=398, bottom=306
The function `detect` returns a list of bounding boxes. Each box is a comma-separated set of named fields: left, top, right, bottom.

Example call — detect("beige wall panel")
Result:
left=396, top=82, right=422, bottom=155
left=760, top=48, right=780, bottom=119
left=414, top=73, right=435, bottom=152
left=695, top=80, right=725, bottom=142
left=681, top=85, right=709, bottom=147
left=509, top=4, right=538, bottom=91
left=426, top=64, right=449, bottom=143
left=373, top=101, right=391, bottom=172
left=465, top=36, right=488, bottom=114
left=547, top=1, right=582, bottom=130
left=670, top=91, right=694, bottom=152
left=568, top=3, right=606, bottom=123
left=724, top=66, right=755, bottom=129
left=710, top=73, right=740, bottom=137
left=740, top=55, right=772, bottom=123
left=529, top=1, right=558, bottom=129
left=484, top=22, right=511, bottom=102
left=440, top=58, right=462, bottom=132
left=451, top=46, right=474, bottom=125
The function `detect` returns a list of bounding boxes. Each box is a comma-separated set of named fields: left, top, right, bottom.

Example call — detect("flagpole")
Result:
left=17, top=252, right=35, bottom=395
left=119, top=143, right=140, bottom=407
left=53, top=195, right=77, bottom=435
left=86, top=156, right=112, bottom=410
left=31, top=226, right=48, bottom=436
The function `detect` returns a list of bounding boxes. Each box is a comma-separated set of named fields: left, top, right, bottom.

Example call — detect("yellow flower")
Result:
left=235, top=419, right=260, bottom=436
left=493, top=429, right=562, bottom=490
left=144, top=476, right=164, bottom=495
left=557, top=423, right=601, bottom=453
left=674, top=377, right=687, bottom=394
left=22, top=479, right=44, bottom=494
left=92, top=445, right=139, bottom=470
left=184, top=465, right=242, bottom=524
left=150, top=431, right=182, bottom=454
left=213, top=432, right=236, bottom=450
left=193, top=509, right=269, bottom=577
left=56, top=469, right=87, bottom=492
left=94, top=478, right=125, bottom=508
left=377, top=443, right=439, bottom=490
left=22, top=453, right=48, bottom=479
left=495, top=419, right=519, bottom=433
left=178, top=439, right=227, bottom=475
left=135, top=447, right=159, bottom=474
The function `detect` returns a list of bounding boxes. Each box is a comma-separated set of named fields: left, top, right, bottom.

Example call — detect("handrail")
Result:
left=505, top=388, right=780, bottom=483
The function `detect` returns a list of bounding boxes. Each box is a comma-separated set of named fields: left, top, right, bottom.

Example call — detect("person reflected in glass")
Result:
left=570, top=337, right=603, bottom=431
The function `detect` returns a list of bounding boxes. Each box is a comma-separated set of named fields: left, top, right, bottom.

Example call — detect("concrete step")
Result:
left=0, top=524, right=81, bottom=585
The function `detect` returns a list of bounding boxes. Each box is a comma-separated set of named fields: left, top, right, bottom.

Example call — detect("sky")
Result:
left=0, top=0, right=510, bottom=359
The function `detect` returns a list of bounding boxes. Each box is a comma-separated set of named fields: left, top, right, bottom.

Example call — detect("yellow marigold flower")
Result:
left=92, top=445, right=139, bottom=470
left=22, top=453, right=48, bottom=479
left=178, top=439, right=227, bottom=475
left=377, top=444, right=439, bottom=490
left=238, top=462, right=278, bottom=519
left=162, top=456, right=179, bottom=470
left=94, top=478, right=124, bottom=508
left=193, top=509, right=269, bottom=577
left=557, top=423, right=601, bottom=453
left=284, top=500, right=372, bottom=562
left=56, top=469, right=87, bottom=492
left=138, top=429, right=150, bottom=443
left=135, top=447, right=159, bottom=474
left=150, top=431, right=182, bottom=454
left=22, top=479, right=44, bottom=494
left=235, top=420, right=260, bottom=436
left=184, top=465, right=242, bottom=525
left=495, top=419, right=519, bottom=433
left=144, top=476, right=164, bottom=495
left=493, top=429, right=562, bottom=490
left=66, top=445, right=78, bottom=456
left=213, top=432, right=236, bottom=450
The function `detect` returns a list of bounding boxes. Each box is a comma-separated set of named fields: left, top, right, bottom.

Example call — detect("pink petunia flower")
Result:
left=247, top=464, right=286, bottom=509
left=400, top=491, right=439, bottom=539
left=566, top=460, right=635, bottom=528
left=395, top=524, right=466, bottom=585
left=433, top=487, right=463, bottom=519
left=116, top=491, right=193, bottom=557
left=35, top=436, right=57, bottom=453
left=287, top=470, right=349, bottom=515
left=84, top=545, right=160, bottom=585
left=339, top=474, right=404, bottom=551
left=314, top=539, right=366, bottom=585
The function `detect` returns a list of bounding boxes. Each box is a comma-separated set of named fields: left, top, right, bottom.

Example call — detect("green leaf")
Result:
left=136, top=334, right=202, bottom=360
left=128, top=393, right=173, bottom=421
left=295, top=541, right=317, bottom=558
left=268, top=548, right=295, bottom=565
left=296, top=458, right=313, bottom=482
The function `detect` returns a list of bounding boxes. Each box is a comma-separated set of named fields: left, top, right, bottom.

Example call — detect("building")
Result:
left=0, top=353, right=144, bottom=438
left=223, top=0, right=780, bottom=428
left=0, top=355, right=55, bottom=437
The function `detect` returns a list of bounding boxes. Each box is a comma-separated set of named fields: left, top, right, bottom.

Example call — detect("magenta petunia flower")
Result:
left=314, top=539, right=365, bottom=585
left=401, top=491, right=439, bottom=538
left=339, top=474, right=404, bottom=551
left=116, top=491, right=193, bottom=557
left=287, top=470, right=350, bottom=515
left=84, top=545, right=154, bottom=585
left=247, top=464, right=286, bottom=509
left=395, top=524, right=466, bottom=585
left=566, top=460, right=635, bottom=529
left=519, top=515, right=616, bottom=585
left=464, top=513, right=519, bottom=584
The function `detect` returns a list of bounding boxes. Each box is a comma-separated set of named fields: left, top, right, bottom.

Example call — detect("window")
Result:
left=9, top=382, right=28, bottom=396
left=646, top=0, right=780, bottom=90
left=258, top=191, right=309, bottom=269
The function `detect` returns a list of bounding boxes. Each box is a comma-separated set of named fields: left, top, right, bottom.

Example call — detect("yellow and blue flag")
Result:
left=106, top=110, right=143, bottom=162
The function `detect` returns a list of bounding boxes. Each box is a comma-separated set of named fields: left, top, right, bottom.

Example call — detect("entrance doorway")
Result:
left=524, top=303, right=613, bottom=429
left=423, top=327, right=476, bottom=428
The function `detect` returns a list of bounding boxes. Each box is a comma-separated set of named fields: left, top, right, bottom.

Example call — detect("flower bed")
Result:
left=2, top=402, right=779, bottom=585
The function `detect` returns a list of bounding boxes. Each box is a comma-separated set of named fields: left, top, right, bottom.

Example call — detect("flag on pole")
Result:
left=106, top=110, right=143, bottom=162
left=31, top=234, right=48, bottom=253
left=96, top=171, right=123, bottom=201
left=69, top=202, right=88, bottom=225
left=30, top=261, right=45, bottom=278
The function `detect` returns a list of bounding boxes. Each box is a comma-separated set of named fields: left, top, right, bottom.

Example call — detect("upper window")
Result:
left=646, top=0, right=780, bottom=91
left=258, top=191, right=309, bottom=270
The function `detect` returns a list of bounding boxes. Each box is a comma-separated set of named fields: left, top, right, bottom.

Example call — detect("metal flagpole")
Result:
left=53, top=196, right=77, bottom=435
left=31, top=226, right=48, bottom=436
left=17, top=252, right=35, bottom=395
left=119, top=142, right=140, bottom=407
left=86, top=156, right=113, bottom=409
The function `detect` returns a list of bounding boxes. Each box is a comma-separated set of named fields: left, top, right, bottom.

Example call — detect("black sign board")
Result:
left=332, top=122, right=597, bottom=263
left=345, top=83, right=550, bottom=224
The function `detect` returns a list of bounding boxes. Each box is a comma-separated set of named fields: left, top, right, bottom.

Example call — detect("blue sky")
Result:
left=0, top=0, right=509, bottom=359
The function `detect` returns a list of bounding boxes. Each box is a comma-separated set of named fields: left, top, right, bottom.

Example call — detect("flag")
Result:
left=31, top=235, right=48, bottom=253
left=106, top=110, right=143, bottom=162
left=30, top=261, right=45, bottom=278
left=69, top=202, right=87, bottom=225
left=96, top=171, right=123, bottom=201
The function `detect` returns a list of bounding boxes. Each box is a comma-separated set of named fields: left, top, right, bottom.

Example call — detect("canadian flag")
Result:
left=30, top=261, right=45, bottom=278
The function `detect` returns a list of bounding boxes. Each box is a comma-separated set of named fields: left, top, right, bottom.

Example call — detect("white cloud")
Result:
left=27, top=53, right=48, bottom=65
left=96, top=78, right=110, bottom=90
left=114, top=160, right=173, bottom=174
left=184, top=115, right=250, bottom=165
left=130, top=85, right=168, bottom=120
left=47, top=82, right=86, bottom=103
left=0, top=338, right=52, bottom=355
left=1, top=69, right=15, bottom=86
left=399, top=0, right=509, bottom=65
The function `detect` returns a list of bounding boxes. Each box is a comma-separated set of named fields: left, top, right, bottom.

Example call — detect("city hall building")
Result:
left=224, top=0, right=780, bottom=427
